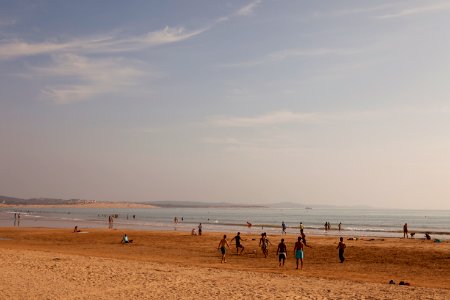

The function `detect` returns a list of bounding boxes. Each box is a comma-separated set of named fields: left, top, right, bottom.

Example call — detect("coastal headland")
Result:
left=0, top=227, right=449, bottom=299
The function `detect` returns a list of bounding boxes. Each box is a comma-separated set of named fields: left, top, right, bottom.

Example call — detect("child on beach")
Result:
left=231, top=232, right=245, bottom=255
left=294, top=236, right=304, bottom=270
left=217, top=235, right=230, bottom=263
left=337, top=237, right=346, bottom=263
left=276, top=238, right=287, bottom=267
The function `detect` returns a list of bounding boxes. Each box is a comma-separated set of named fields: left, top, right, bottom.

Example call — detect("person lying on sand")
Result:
left=73, top=226, right=81, bottom=233
left=121, top=234, right=133, bottom=244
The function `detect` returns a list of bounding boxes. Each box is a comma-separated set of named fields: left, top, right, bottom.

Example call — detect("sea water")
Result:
left=0, top=207, right=449, bottom=240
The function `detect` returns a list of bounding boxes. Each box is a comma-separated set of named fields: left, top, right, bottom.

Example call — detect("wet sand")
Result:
left=0, top=227, right=449, bottom=299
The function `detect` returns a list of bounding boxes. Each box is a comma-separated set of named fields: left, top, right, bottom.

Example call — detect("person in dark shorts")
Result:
left=337, top=237, right=346, bottom=263
left=198, top=223, right=202, bottom=236
left=276, top=238, right=287, bottom=267
left=231, top=232, right=245, bottom=255
left=403, top=223, right=408, bottom=238
left=217, top=235, right=230, bottom=263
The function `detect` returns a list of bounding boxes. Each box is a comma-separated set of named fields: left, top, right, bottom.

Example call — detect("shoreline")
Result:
left=0, top=202, right=157, bottom=209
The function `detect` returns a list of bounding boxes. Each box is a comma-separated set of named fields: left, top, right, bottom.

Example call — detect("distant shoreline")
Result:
left=0, top=202, right=157, bottom=209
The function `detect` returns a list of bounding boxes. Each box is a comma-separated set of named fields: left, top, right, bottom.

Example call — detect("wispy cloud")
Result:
left=31, top=54, right=148, bottom=104
left=235, top=0, right=262, bottom=16
left=207, top=106, right=450, bottom=128
left=219, top=47, right=360, bottom=68
left=0, top=18, right=16, bottom=28
left=310, top=3, right=395, bottom=18
left=0, top=26, right=206, bottom=60
left=207, top=111, right=320, bottom=127
left=0, top=0, right=262, bottom=61
left=377, top=2, right=450, bottom=19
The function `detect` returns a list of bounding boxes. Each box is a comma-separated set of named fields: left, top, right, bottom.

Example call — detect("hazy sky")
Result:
left=1, top=1, right=450, bottom=209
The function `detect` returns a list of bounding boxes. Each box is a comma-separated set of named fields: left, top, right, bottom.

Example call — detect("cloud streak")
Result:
left=32, top=54, right=148, bottom=104
left=206, top=107, right=450, bottom=128
left=236, top=0, right=262, bottom=16
left=377, top=2, right=450, bottom=19
left=207, top=111, right=320, bottom=127
left=0, top=1, right=262, bottom=60
left=219, top=46, right=360, bottom=68
left=0, top=26, right=206, bottom=60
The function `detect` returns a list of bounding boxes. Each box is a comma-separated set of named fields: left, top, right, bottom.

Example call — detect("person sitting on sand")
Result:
left=246, top=222, right=252, bottom=228
left=403, top=223, right=408, bottom=238
left=337, top=237, right=346, bottom=263
left=231, top=232, right=245, bottom=255
left=276, top=238, right=287, bottom=267
left=425, top=232, right=431, bottom=240
left=217, top=235, right=230, bottom=263
left=191, top=228, right=197, bottom=235
left=73, top=226, right=81, bottom=233
left=294, top=236, right=304, bottom=270
left=121, top=234, right=133, bottom=244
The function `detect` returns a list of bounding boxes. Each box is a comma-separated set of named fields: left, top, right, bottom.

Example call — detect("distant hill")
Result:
left=145, top=201, right=264, bottom=208
left=269, top=202, right=309, bottom=208
left=0, top=195, right=95, bottom=205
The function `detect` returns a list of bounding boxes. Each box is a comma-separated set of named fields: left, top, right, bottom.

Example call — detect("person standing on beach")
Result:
left=403, top=223, right=408, bottom=238
left=282, top=221, right=287, bottom=235
left=276, top=238, right=287, bottom=267
left=338, top=222, right=342, bottom=231
left=294, top=236, right=304, bottom=270
left=300, top=229, right=311, bottom=248
left=198, top=223, right=202, bottom=236
left=231, top=232, right=245, bottom=255
left=217, top=235, right=230, bottom=263
left=259, top=233, right=271, bottom=258
left=324, top=222, right=328, bottom=231
left=299, top=222, right=304, bottom=232
left=337, top=237, right=346, bottom=263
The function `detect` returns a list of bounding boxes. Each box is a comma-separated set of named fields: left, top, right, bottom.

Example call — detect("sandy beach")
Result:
left=0, top=227, right=449, bottom=299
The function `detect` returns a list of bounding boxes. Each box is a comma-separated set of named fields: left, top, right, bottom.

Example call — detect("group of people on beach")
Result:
left=217, top=231, right=346, bottom=268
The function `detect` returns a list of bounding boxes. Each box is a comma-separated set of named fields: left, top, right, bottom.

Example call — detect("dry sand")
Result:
left=0, top=228, right=449, bottom=299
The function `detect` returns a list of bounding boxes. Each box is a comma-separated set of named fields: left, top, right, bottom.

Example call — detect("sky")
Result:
left=1, top=1, right=450, bottom=209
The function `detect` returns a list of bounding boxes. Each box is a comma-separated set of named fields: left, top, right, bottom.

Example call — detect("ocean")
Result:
left=1, top=206, right=449, bottom=240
